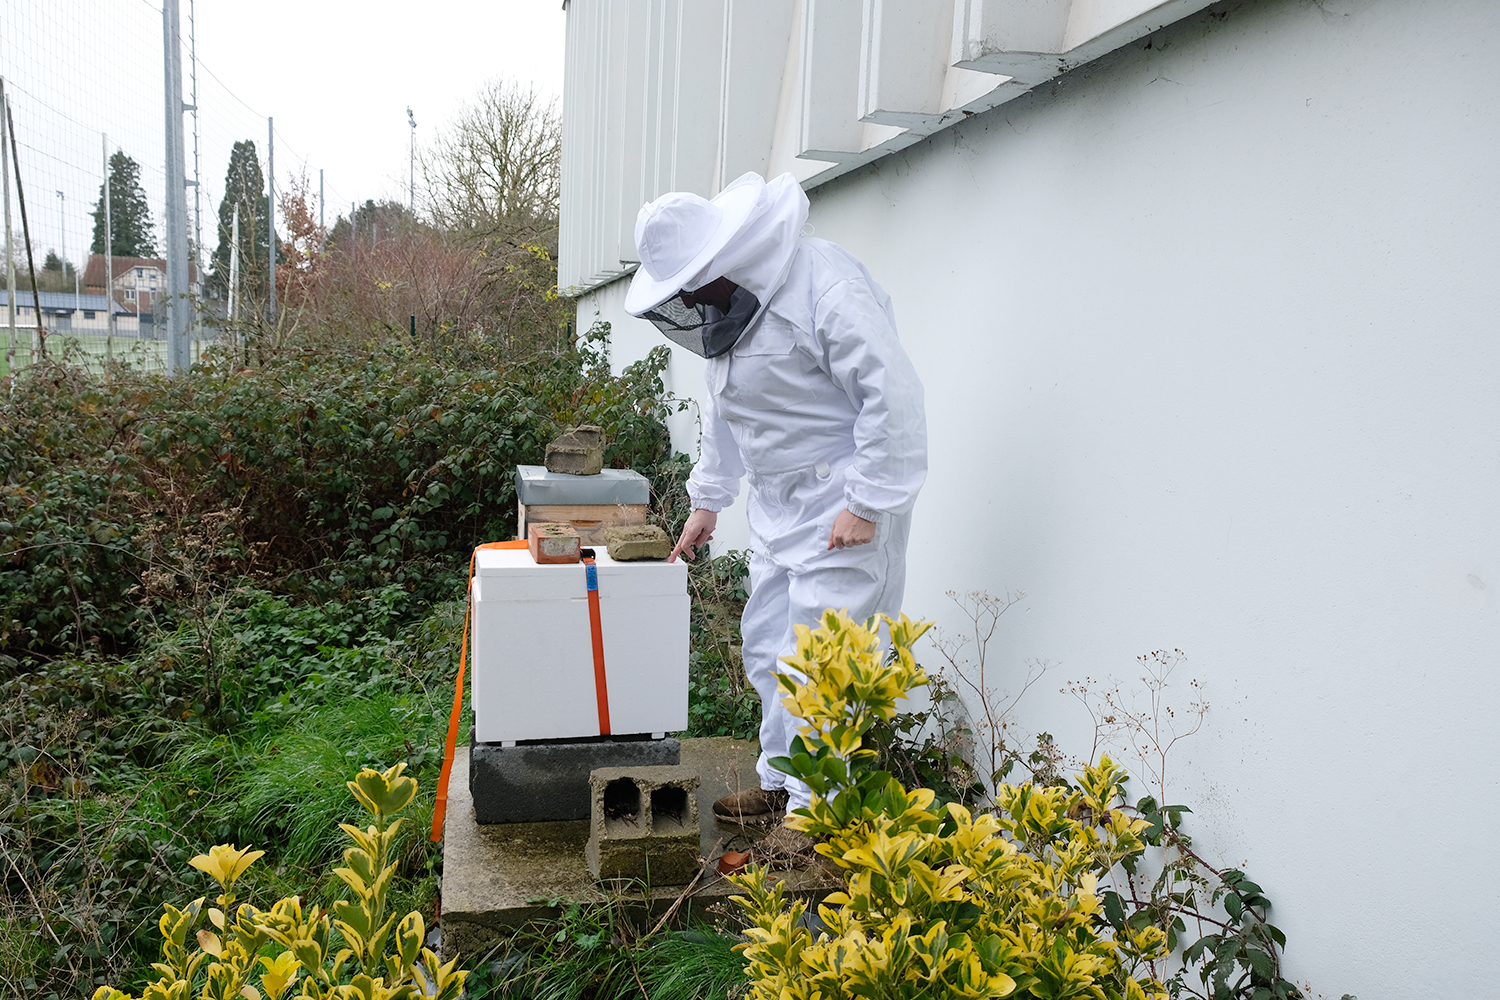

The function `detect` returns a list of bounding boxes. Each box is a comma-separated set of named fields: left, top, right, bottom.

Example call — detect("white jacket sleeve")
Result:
left=814, top=277, right=928, bottom=518
left=686, top=383, right=746, bottom=512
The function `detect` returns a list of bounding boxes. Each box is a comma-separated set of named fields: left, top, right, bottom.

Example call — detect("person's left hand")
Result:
left=827, top=509, right=877, bottom=550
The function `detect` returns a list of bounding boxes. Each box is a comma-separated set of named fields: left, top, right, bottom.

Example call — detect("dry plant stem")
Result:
left=644, top=836, right=724, bottom=940
left=0, top=837, right=61, bottom=945
left=931, top=589, right=1049, bottom=791
left=1070, top=651, right=1206, bottom=804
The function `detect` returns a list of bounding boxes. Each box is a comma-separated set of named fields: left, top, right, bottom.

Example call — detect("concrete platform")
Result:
left=439, top=736, right=841, bottom=960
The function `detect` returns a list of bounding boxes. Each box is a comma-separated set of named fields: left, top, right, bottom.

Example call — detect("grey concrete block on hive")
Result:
left=545, top=425, right=605, bottom=476
left=604, top=524, right=672, bottom=561
left=470, top=737, right=681, bottom=824
left=586, top=764, right=702, bottom=885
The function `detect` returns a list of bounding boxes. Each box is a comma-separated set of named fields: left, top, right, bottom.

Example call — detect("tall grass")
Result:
left=468, top=901, right=748, bottom=1000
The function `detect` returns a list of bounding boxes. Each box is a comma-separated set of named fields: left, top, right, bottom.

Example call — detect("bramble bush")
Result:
left=0, top=322, right=671, bottom=659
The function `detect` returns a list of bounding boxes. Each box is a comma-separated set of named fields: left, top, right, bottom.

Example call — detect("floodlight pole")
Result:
left=3, top=83, right=14, bottom=376
left=188, top=0, right=202, bottom=359
left=162, top=0, right=191, bottom=372
left=267, top=116, right=275, bottom=323
left=103, top=133, right=115, bottom=363
left=57, top=191, right=80, bottom=326
left=407, top=107, right=416, bottom=212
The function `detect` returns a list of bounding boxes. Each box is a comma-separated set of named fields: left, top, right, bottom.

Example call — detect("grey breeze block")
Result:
left=469, top=736, right=681, bottom=825
left=586, top=764, right=702, bottom=885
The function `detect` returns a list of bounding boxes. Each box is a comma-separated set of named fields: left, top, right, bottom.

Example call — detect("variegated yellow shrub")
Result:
left=87, top=764, right=465, bottom=1000
left=730, top=609, right=1169, bottom=1000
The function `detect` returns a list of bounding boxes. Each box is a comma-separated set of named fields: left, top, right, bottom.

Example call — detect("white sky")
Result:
left=193, top=0, right=568, bottom=216
left=0, top=0, right=566, bottom=265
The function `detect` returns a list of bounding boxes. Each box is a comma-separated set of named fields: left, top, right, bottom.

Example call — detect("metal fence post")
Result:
left=162, top=0, right=191, bottom=373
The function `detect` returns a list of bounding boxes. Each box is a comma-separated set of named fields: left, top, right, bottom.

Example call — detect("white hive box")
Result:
left=471, top=546, right=689, bottom=743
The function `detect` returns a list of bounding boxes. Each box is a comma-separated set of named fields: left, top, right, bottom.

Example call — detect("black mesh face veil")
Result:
left=639, top=285, right=761, bottom=358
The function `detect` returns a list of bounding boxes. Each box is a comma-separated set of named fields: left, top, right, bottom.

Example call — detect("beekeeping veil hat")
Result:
left=625, top=172, right=809, bottom=358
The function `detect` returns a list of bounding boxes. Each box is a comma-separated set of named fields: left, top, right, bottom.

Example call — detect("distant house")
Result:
left=81, top=255, right=199, bottom=334
left=1, top=289, right=138, bottom=336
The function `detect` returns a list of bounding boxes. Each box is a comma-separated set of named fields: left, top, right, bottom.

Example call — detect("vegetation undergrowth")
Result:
left=0, top=324, right=703, bottom=998
left=733, top=606, right=1333, bottom=1000
left=464, top=901, right=748, bottom=1000
left=89, top=763, right=466, bottom=1000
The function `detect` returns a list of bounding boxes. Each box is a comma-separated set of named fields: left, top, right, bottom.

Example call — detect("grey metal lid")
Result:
left=514, top=465, right=650, bottom=506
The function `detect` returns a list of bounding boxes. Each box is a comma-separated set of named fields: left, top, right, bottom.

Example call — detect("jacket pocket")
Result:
left=726, top=322, right=818, bottom=410
left=733, top=321, right=799, bottom=357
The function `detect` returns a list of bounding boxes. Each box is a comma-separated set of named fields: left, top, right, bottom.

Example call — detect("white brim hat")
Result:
left=624, top=173, right=766, bottom=316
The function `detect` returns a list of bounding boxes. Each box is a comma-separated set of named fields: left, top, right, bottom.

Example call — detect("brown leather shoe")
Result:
left=712, top=787, right=789, bottom=821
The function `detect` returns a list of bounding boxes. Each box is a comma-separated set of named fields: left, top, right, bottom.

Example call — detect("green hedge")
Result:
left=0, top=326, right=675, bottom=659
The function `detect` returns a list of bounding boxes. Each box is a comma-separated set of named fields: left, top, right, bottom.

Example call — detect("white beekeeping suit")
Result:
left=626, top=172, right=927, bottom=815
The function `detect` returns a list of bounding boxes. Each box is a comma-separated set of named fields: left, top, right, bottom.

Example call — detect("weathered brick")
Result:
left=528, top=521, right=581, bottom=563
left=544, top=425, right=605, bottom=476
left=604, top=524, right=672, bottom=561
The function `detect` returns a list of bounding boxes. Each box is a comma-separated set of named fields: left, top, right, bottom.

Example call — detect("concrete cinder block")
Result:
left=544, top=426, right=605, bottom=476
left=586, top=765, right=702, bottom=885
left=604, top=524, right=672, bottom=561
left=528, top=522, right=581, bottom=563
left=469, top=737, right=681, bottom=824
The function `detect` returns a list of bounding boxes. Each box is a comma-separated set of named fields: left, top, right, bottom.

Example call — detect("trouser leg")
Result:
left=744, top=512, right=913, bottom=811
left=741, top=552, right=812, bottom=804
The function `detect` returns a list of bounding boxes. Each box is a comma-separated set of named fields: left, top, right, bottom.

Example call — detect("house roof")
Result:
left=0, top=289, right=132, bottom=314
left=81, top=254, right=199, bottom=287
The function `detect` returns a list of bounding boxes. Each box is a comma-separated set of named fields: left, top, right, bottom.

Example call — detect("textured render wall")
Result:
left=801, top=0, right=1498, bottom=994
left=578, top=0, right=1498, bottom=991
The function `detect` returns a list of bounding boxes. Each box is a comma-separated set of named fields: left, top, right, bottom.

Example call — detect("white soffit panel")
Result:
left=718, top=0, right=796, bottom=186
left=615, top=0, right=650, bottom=267
left=672, top=0, right=726, bottom=197
left=561, top=0, right=1225, bottom=296
left=799, top=0, right=866, bottom=159
left=859, top=0, right=954, bottom=123
left=952, top=0, right=1221, bottom=83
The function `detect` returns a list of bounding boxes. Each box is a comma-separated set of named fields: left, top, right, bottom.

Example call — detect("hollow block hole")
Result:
left=602, top=778, right=641, bottom=832
left=650, top=786, right=689, bottom=831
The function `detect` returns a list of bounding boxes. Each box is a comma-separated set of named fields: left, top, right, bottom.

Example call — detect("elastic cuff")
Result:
left=688, top=499, right=727, bottom=513
left=845, top=502, right=884, bottom=523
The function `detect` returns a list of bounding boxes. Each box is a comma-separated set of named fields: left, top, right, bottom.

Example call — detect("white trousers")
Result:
left=741, top=457, right=912, bottom=809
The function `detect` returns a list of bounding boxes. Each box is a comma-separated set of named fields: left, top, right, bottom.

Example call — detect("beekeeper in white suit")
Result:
left=625, top=171, right=926, bottom=837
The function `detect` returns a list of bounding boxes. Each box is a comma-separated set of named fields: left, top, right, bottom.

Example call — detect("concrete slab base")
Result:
left=469, top=736, right=681, bottom=824
left=440, top=737, right=841, bottom=961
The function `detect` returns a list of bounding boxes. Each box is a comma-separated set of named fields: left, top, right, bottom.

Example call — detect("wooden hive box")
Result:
left=514, top=465, right=650, bottom=544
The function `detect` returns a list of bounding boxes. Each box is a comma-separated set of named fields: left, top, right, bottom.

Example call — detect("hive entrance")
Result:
left=650, top=786, right=689, bottom=830
left=602, top=778, right=641, bottom=827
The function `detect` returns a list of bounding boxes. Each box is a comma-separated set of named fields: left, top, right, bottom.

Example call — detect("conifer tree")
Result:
left=208, top=140, right=275, bottom=302
left=89, top=151, right=157, bottom=258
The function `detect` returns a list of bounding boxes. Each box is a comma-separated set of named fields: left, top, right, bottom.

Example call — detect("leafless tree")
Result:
left=420, top=78, right=561, bottom=244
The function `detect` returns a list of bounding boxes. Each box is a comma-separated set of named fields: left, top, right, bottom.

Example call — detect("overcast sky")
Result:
left=0, top=0, right=566, bottom=265
left=194, top=0, right=567, bottom=215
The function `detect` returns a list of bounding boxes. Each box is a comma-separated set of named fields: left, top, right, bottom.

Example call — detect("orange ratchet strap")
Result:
left=582, top=554, right=612, bottom=736
left=430, top=540, right=527, bottom=842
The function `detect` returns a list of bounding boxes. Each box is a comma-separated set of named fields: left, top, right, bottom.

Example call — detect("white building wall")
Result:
left=574, top=0, right=1499, bottom=994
